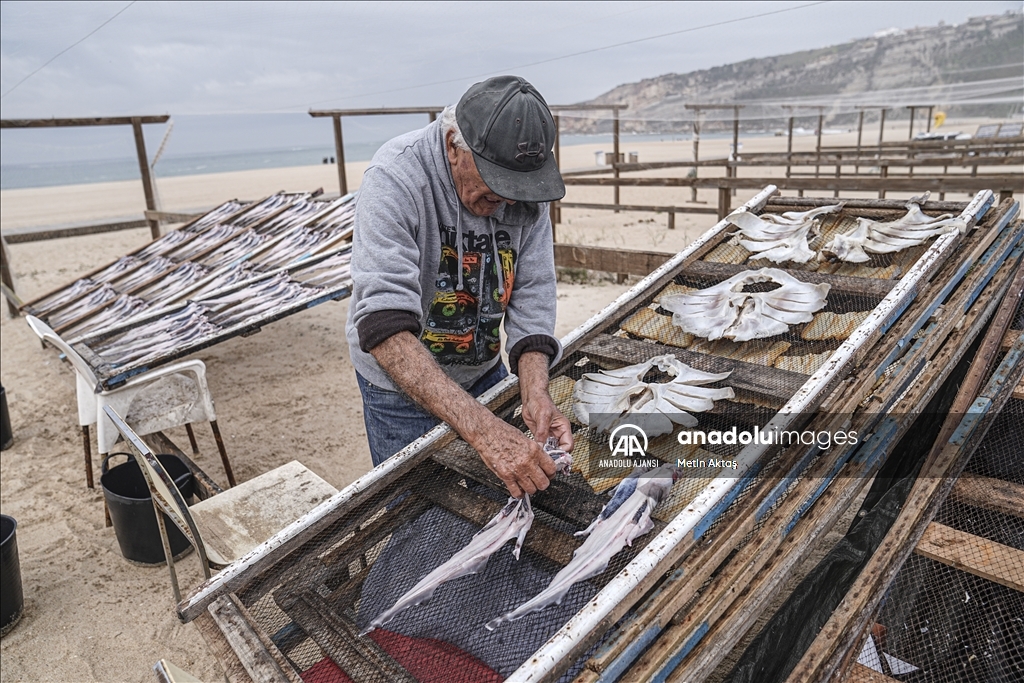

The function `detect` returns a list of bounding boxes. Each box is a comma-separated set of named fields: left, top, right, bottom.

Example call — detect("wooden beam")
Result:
left=558, top=201, right=718, bottom=215
left=554, top=243, right=671, bottom=277
left=2, top=219, right=149, bottom=244
left=848, top=663, right=900, bottom=683
left=915, top=522, right=1024, bottom=592
left=145, top=210, right=203, bottom=223
left=563, top=175, right=1024, bottom=192
left=1, top=234, right=18, bottom=317
left=681, top=260, right=895, bottom=299
left=0, top=115, right=169, bottom=128
left=206, top=594, right=300, bottom=683
left=332, top=115, right=347, bottom=196
left=309, top=107, right=444, bottom=117
left=132, top=117, right=161, bottom=239
left=949, top=473, right=1024, bottom=519
left=580, top=333, right=807, bottom=404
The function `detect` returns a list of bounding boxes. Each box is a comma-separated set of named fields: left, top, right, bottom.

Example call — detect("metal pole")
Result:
left=132, top=118, right=161, bottom=239
left=613, top=109, right=620, bottom=210
left=333, top=115, right=348, bottom=196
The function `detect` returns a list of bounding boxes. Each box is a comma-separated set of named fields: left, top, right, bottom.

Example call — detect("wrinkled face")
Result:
left=446, top=131, right=516, bottom=217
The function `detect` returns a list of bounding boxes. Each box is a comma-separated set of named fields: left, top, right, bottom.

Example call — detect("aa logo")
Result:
left=608, top=424, right=648, bottom=458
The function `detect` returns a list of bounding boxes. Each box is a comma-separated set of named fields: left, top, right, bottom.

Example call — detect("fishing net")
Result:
left=222, top=196, right=998, bottom=683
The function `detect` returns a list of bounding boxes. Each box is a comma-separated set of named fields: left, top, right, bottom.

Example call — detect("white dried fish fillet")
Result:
left=821, top=194, right=966, bottom=263
left=573, top=354, right=733, bottom=436
left=661, top=268, right=830, bottom=342
left=485, top=465, right=676, bottom=630
left=728, top=203, right=843, bottom=264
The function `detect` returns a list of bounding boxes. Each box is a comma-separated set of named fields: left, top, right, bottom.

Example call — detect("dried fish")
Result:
left=47, top=284, right=119, bottom=328
left=111, top=256, right=175, bottom=292
left=573, top=354, right=734, bottom=436
left=361, top=439, right=569, bottom=635
left=661, top=268, right=830, bottom=342
left=63, top=295, right=148, bottom=341
left=31, top=278, right=98, bottom=315
left=485, top=465, right=676, bottom=630
left=197, top=230, right=268, bottom=269
left=728, top=204, right=843, bottom=264
left=821, top=194, right=966, bottom=263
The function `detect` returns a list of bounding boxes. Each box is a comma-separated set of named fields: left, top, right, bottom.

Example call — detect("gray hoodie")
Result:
left=346, top=119, right=562, bottom=392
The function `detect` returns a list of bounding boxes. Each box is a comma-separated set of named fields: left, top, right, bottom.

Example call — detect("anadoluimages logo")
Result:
left=608, top=424, right=649, bottom=458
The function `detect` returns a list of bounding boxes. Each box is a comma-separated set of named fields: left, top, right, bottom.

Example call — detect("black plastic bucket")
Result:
left=101, top=453, right=195, bottom=565
left=1, top=514, right=23, bottom=637
left=0, top=385, right=12, bottom=451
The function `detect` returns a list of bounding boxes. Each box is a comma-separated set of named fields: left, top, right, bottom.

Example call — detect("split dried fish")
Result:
left=485, top=465, right=676, bottom=630
left=728, top=204, right=844, bottom=264
left=32, top=278, right=99, bottom=315
left=661, top=268, right=830, bottom=342
left=198, top=230, right=268, bottom=269
left=362, top=440, right=569, bottom=636
left=821, top=194, right=966, bottom=263
left=111, top=256, right=175, bottom=292
left=134, top=230, right=192, bottom=260
left=573, top=354, right=734, bottom=436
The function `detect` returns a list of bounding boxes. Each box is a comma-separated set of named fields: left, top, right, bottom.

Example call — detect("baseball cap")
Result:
left=456, top=76, right=565, bottom=203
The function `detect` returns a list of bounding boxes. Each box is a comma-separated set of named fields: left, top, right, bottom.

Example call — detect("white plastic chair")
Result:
left=103, top=405, right=337, bottom=602
left=25, top=315, right=235, bottom=489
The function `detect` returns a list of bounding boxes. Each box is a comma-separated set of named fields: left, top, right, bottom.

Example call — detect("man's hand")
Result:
left=370, top=334, right=562, bottom=498
left=518, top=351, right=574, bottom=452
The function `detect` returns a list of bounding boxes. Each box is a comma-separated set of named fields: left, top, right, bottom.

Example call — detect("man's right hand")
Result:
left=469, top=417, right=557, bottom=498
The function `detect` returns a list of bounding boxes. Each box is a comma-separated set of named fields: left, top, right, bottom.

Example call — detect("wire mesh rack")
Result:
left=176, top=186, right=1012, bottom=683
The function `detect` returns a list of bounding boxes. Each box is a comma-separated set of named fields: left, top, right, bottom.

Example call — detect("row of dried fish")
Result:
left=728, top=194, right=964, bottom=265
left=93, top=303, right=217, bottom=367
left=60, top=295, right=148, bottom=340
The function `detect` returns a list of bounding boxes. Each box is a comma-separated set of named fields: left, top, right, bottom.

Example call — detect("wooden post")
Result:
left=1, top=235, right=19, bottom=317
left=786, top=116, right=794, bottom=184
left=879, top=165, right=888, bottom=199
left=428, top=111, right=437, bottom=123
left=717, top=187, right=731, bottom=220
left=815, top=110, right=823, bottom=180
left=691, top=116, right=701, bottom=203
left=731, top=105, right=740, bottom=196
left=926, top=105, right=934, bottom=133
left=855, top=110, right=865, bottom=174
left=878, top=108, right=886, bottom=149
left=132, top=118, right=161, bottom=240
left=668, top=211, right=675, bottom=230
left=907, top=105, right=917, bottom=140
left=332, top=114, right=347, bottom=197
left=613, top=110, right=621, bottom=210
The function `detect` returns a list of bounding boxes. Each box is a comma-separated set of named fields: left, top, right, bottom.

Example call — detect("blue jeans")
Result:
left=356, top=362, right=508, bottom=467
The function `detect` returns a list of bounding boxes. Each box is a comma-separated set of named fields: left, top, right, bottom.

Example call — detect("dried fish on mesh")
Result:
left=111, top=256, right=175, bottom=292
left=134, top=229, right=192, bottom=260
left=180, top=200, right=245, bottom=234
left=132, top=262, right=209, bottom=302
left=92, top=256, right=142, bottom=284
left=31, top=278, right=99, bottom=315
left=485, top=464, right=676, bottom=630
left=290, top=251, right=353, bottom=288
left=94, top=303, right=216, bottom=366
left=196, top=229, right=269, bottom=269
left=821, top=194, right=966, bottom=263
left=661, top=267, right=831, bottom=342
left=63, top=295, right=148, bottom=341
left=47, top=284, right=119, bottom=328
left=727, top=204, right=844, bottom=264
left=230, top=193, right=296, bottom=228
left=198, top=274, right=315, bottom=328
left=164, top=224, right=240, bottom=262
left=180, top=264, right=257, bottom=302
left=573, top=354, right=734, bottom=436
left=251, top=228, right=331, bottom=271
left=362, top=440, right=571, bottom=635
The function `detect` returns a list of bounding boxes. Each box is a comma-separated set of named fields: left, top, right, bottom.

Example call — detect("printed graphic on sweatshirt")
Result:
left=421, top=225, right=516, bottom=364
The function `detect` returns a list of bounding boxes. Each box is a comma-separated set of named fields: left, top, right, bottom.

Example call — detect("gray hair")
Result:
left=439, top=104, right=469, bottom=151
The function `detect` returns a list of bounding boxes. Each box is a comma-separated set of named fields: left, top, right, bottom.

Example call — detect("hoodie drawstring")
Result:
left=491, top=216, right=505, bottom=299
left=455, top=202, right=465, bottom=291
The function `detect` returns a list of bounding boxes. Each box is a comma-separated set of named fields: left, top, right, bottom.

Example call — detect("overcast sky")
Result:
left=1, top=0, right=1020, bottom=163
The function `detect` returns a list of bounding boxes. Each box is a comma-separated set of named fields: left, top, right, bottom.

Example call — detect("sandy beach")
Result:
left=0, top=124, right=990, bottom=681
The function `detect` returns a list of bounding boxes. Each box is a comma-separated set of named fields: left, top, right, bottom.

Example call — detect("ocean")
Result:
left=0, top=132, right=749, bottom=191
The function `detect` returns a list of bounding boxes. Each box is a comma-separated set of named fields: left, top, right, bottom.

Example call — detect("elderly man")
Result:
left=346, top=75, right=573, bottom=498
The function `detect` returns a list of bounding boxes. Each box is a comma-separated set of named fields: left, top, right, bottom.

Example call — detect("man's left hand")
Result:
left=518, top=351, right=574, bottom=452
